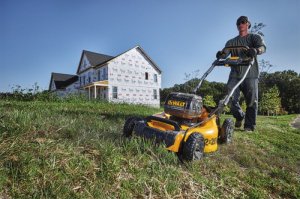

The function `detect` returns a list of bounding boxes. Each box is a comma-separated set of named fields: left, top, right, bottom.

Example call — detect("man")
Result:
left=216, top=16, right=266, bottom=132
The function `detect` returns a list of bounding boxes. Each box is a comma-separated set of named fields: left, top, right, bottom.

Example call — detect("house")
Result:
left=49, top=73, right=79, bottom=97
left=49, top=46, right=162, bottom=107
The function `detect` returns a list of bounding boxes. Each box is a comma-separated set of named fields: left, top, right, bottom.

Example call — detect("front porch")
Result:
left=82, top=80, right=109, bottom=100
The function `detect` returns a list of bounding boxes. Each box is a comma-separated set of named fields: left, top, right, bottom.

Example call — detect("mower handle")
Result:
left=209, top=57, right=255, bottom=116
left=215, top=57, right=253, bottom=67
left=222, top=45, right=249, bottom=52
left=192, top=46, right=253, bottom=94
left=216, top=45, right=253, bottom=66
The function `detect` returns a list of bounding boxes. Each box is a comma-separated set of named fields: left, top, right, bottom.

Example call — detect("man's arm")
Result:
left=253, top=34, right=266, bottom=55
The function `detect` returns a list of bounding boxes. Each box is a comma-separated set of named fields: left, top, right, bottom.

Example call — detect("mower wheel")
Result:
left=181, top=133, right=205, bottom=161
left=219, top=118, right=234, bottom=144
left=123, top=116, right=142, bottom=137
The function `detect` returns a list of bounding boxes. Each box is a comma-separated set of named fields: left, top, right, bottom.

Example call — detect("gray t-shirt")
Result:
left=224, top=33, right=266, bottom=78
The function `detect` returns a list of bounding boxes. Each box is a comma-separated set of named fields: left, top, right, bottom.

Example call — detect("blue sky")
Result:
left=1, top=0, right=299, bottom=92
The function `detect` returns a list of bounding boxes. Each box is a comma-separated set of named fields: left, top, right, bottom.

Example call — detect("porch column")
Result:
left=88, top=87, right=91, bottom=100
left=94, top=85, right=97, bottom=99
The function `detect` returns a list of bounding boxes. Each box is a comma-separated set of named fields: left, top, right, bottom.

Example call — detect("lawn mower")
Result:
left=123, top=46, right=254, bottom=161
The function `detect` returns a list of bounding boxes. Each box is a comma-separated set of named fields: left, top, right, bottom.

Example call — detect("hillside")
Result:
left=0, top=100, right=299, bottom=198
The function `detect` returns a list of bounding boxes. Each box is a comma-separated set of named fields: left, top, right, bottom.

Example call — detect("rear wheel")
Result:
left=123, top=117, right=142, bottom=137
left=219, top=118, right=234, bottom=143
left=180, top=133, right=205, bottom=161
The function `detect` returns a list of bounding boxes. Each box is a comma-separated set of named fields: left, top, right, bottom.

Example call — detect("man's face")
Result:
left=237, top=20, right=248, bottom=32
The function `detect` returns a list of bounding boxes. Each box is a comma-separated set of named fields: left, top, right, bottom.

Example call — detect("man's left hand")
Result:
left=247, top=48, right=257, bottom=57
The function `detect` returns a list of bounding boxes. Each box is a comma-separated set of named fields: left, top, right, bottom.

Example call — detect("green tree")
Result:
left=259, top=70, right=300, bottom=113
left=287, top=77, right=300, bottom=113
left=203, top=95, right=216, bottom=107
left=259, top=86, right=281, bottom=116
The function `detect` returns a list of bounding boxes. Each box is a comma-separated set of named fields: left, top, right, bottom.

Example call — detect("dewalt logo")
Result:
left=167, top=100, right=186, bottom=107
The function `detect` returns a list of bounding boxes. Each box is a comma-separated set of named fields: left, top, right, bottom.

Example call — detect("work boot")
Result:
left=244, top=127, right=254, bottom=132
left=244, top=124, right=255, bottom=132
left=235, top=120, right=242, bottom=128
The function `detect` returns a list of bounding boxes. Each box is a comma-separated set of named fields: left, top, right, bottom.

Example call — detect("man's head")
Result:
left=236, top=16, right=251, bottom=29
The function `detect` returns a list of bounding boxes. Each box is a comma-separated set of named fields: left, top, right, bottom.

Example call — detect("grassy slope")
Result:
left=0, top=100, right=299, bottom=199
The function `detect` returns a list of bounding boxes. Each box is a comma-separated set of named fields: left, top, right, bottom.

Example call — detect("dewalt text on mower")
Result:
left=123, top=46, right=255, bottom=161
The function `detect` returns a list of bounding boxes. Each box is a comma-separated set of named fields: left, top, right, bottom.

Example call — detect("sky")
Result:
left=1, top=0, right=299, bottom=92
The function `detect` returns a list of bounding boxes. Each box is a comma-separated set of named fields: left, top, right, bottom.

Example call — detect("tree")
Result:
left=286, top=77, right=300, bottom=113
left=203, top=95, right=216, bottom=107
left=259, top=86, right=282, bottom=116
left=259, top=70, right=300, bottom=113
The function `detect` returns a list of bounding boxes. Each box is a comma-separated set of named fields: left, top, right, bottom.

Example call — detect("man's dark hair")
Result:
left=236, top=16, right=251, bottom=29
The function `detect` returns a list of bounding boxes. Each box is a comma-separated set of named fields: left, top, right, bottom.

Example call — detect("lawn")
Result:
left=0, top=100, right=299, bottom=198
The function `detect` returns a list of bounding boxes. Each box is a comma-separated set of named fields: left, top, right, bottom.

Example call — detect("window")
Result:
left=83, top=76, right=86, bottom=85
left=105, top=68, right=108, bottom=78
left=153, top=89, right=157, bottom=100
left=79, top=76, right=82, bottom=86
left=98, top=70, right=101, bottom=81
left=154, top=74, right=158, bottom=82
left=88, top=76, right=91, bottom=83
left=112, top=86, right=118, bottom=99
left=145, top=72, right=149, bottom=80
left=103, top=68, right=107, bottom=80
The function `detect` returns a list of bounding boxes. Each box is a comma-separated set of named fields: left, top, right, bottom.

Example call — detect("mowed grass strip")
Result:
left=0, top=100, right=299, bottom=198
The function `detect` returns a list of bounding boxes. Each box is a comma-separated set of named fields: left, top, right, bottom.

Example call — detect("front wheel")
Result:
left=123, top=116, right=142, bottom=137
left=180, top=133, right=205, bottom=161
left=219, top=118, right=234, bottom=144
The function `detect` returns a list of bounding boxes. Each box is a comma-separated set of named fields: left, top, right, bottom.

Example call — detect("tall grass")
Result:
left=0, top=100, right=299, bottom=198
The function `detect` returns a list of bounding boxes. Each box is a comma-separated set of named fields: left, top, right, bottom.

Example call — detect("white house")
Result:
left=49, top=73, right=79, bottom=97
left=49, top=46, right=162, bottom=107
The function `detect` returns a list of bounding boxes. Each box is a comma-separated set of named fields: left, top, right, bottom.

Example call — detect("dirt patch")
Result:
left=291, top=115, right=300, bottom=129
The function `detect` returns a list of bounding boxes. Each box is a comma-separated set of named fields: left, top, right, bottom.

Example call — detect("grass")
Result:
left=0, top=100, right=299, bottom=198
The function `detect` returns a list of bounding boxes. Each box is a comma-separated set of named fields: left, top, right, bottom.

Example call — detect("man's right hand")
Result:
left=216, top=51, right=225, bottom=59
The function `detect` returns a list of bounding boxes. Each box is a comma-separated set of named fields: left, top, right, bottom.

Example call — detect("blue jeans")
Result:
left=227, top=78, right=258, bottom=130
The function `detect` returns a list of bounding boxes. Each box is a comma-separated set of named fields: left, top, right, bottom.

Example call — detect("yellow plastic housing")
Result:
left=182, top=117, right=219, bottom=153
left=147, top=113, right=219, bottom=153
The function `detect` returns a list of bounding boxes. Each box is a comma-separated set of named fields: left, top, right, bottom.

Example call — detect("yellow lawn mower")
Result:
left=123, top=46, right=254, bottom=161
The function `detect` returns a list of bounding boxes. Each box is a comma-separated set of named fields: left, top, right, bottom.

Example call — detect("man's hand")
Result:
left=216, top=51, right=225, bottom=59
left=247, top=48, right=257, bottom=57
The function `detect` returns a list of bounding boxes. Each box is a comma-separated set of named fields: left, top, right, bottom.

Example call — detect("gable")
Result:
left=77, top=50, right=114, bottom=74
left=135, top=47, right=162, bottom=74
left=108, top=46, right=162, bottom=74
left=50, top=79, right=56, bottom=90
left=78, top=54, right=92, bottom=74
left=49, top=77, right=56, bottom=91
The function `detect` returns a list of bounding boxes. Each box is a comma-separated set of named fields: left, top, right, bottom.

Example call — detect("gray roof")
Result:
left=76, top=50, right=113, bottom=74
left=84, top=50, right=114, bottom=66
